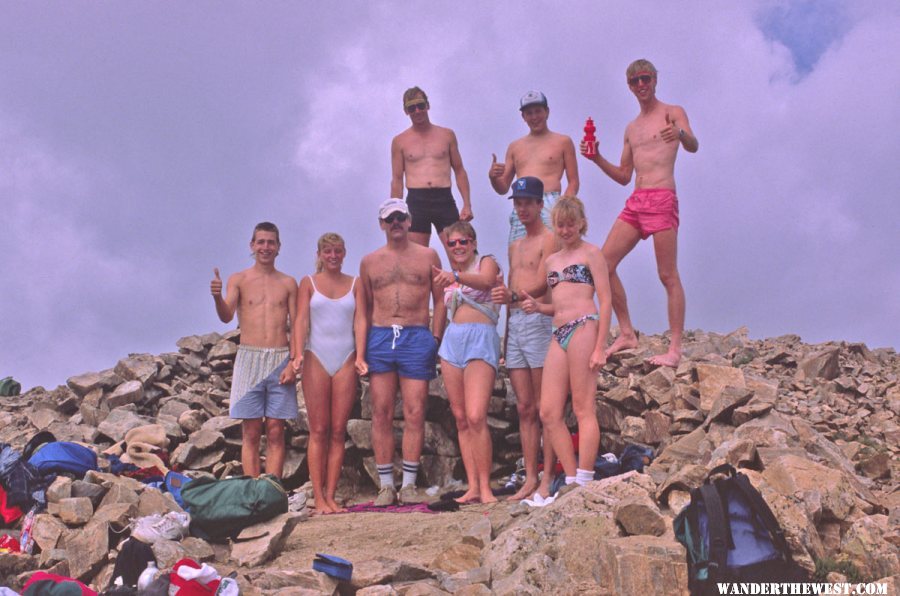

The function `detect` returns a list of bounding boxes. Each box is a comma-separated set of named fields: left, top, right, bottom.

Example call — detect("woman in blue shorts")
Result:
left=432, top=221, right=502, bottom=504
left=520, top=196, right=612, bottom=489
left=291, top=233, right=366, bottom=514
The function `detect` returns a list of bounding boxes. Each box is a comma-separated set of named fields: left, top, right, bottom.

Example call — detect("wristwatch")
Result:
left=511, top=291, right=520, bottom=304
left=453, top=270, right=460, bottom=283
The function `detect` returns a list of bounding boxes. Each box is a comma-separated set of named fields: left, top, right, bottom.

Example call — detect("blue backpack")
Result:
left=673, top=464, right=808, bottom=594
left=23, top=432, right=98, bottom=478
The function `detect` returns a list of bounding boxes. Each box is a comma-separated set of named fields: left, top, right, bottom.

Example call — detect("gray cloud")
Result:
left=2, top=2, right=898, bottom=390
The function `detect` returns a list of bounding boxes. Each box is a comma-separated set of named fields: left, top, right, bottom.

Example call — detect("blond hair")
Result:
left=443, top=220, right=477, bottom=242
left=551, top=195, right=588, bottom=236
left=627, top=59, right=657, bottom=79
left=315, top=232, right=346, bottom=273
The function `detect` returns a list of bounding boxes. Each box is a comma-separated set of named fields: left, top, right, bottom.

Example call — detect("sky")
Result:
left=2, top=1, right=898, bottom=391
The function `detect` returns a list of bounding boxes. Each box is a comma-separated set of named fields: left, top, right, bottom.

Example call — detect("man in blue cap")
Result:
left=491, top=176, right=558, bottom=500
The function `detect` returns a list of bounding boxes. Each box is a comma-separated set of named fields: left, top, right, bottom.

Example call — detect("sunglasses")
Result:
left=383, top=212, right=409, bottom=224
left=406, top=102, right=427, bottom=113
left=447, top=238, right=472, bottom=247
left=628, top=74, right=653, bottom=86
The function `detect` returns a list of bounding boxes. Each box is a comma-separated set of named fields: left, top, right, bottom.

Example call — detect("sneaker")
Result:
left=373, top=485, right=397, bottom=507
left=398, top=484, right=427, bottom=504
left=131, top=511, right=191, bottom=544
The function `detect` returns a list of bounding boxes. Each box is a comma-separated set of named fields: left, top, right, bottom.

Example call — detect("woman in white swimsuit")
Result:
left=290, top=233, right=367, bottom=513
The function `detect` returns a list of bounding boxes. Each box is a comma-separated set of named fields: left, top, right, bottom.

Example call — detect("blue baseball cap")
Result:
left=508, top=176, right=544, bottom=200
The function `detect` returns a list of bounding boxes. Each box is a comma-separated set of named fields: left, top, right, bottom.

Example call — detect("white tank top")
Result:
left=307, top=276, right=357, bottom=376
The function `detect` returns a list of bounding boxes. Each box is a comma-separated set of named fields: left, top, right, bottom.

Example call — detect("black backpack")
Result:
left=673, top=464, right=808, bottom=595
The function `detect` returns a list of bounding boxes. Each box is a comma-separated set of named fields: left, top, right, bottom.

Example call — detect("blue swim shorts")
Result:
left=229, top=346, right=298, bottom=420
left=366, top=325, right=437, bottom=380
left=505, top=309, right=552, bottom=369
left=438, top=322, right=501, bottom=370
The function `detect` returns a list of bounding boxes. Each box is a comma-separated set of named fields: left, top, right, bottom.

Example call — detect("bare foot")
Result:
left=646, top=348, right=681, bottom=368
left=507, top=480, right=540, bottom=501
left=325, top=498, right=346, bottom=513
left=312, top=504, right=333, bottom=516
left=454, top=490, right=481, bottom=504
left=480, top=492, right=498, bottom=504
left=605, top=333, right=639, bottom=357
left=535, top=484, right=553, bottom=499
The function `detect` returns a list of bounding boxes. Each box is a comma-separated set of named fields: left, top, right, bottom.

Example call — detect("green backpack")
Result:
left=180, top=473, right=288, bottom=541
left=0, top=377, right=21, bottom=397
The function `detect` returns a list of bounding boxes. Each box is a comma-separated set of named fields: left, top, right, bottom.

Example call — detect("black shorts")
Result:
left=406, top=187, right=460, bottom=234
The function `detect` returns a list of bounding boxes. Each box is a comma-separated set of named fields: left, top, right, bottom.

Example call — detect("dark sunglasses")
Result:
left=628, top=74, right=653, bottom=86
left=383, top=212, right=409, bottom=224
left=406, top=102, right=427, bottom=113
left=447, top=238, right=472, bottom=247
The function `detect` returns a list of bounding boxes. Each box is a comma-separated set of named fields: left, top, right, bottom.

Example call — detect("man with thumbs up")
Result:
left=580, top=59, right=699, bottom=368
left=210, top=221, right=298, bottom=478
left=489, top=91, right=579, bottom=244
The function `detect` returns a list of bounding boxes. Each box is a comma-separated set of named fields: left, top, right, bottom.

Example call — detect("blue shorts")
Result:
left=438, top=322, right=501, bottom=370
left=366, top=325, right=437, bottom=380
left=229, top=346, right=298, bottom=420
left=505, top=309, right=552, bottom=369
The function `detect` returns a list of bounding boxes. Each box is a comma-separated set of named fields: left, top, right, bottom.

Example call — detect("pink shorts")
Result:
left=618, top=188, right=679, bottom=240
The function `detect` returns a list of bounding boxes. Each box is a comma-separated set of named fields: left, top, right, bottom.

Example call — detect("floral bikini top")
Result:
left=547, top=264, right=594, bottom=289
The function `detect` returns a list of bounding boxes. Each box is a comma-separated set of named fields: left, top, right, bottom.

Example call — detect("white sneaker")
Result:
left=131, top=511, right=190, bottom=544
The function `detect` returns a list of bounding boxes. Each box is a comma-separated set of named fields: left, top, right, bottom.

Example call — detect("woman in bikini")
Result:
left=521, top=196, right=612, bottom=489
left=432, top=221, right=502, bottom=504
left=291, top=233, right=367, bottom=513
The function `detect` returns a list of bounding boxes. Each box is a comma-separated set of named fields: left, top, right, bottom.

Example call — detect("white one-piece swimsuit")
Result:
left=306, top=276, right=357, bottom=377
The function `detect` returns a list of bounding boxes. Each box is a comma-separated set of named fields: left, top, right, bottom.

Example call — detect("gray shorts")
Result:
left=229, top=346, right=298, bottom=420
left=505, top=309, right=552, bottom=369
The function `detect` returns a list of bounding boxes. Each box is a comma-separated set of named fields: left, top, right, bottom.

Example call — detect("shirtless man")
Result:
left=391, top=86, right=472, bottom=248
left=581, top=59, right=699, bottom=367
left=360, top=199, right=447, bottom=505
left=211, top=222, right=298, bottom=478
left=491, top=177, right=558, bottom=500
left=489, top=91, right=579, bottom=244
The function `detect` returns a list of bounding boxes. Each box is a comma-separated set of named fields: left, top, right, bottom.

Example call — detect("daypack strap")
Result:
left=22, top=431, right=56, bottom=461
left=700, top=483, right=729, bottom=581
left=732, top=472, right=793, bottom=562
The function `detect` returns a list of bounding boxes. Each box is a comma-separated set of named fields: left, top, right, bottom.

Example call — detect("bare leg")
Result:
left=324, top=356, right=357, bottom=512
left=539, top=342, right=576, bottom=477
left=264, top=418, right=286, bottom=478
left=601, top=219, right=642, bottom=356
left=398, top=377, right=428, bottom=466
left=302, top=353, right=333, bottom=513
left=370, top=372, right=399, bottom=467
left=241, top=419, right=263, bottom=477
left=408, top=231, right=431, bottom=247
left=443, top=359, right=479, bottom=503
left=647, top=228, right=684, bottom=367
left=464, top=360, right=497, bottom=504
left=566, top=322, right=601, bottom=471
left=534, top=366, right=557, bottom=499
left=508, top=367, right=540, bottom=500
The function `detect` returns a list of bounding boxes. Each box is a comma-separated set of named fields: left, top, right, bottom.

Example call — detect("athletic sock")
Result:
left=575, top=468, right=594, bottom=486
left=564, top=475, right=577, bottom=486
left=377, top=464, right=394, bottom=489
left=401, top=460, right=419, bottom=488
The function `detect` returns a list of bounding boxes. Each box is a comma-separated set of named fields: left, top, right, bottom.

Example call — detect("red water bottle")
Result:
left=583, top=117, right=597, bottom=158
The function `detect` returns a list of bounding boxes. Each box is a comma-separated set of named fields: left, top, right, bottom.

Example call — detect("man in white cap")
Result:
left=489, top=90, right=579, bottom=243
left=359, top=199, right=447, bottom=505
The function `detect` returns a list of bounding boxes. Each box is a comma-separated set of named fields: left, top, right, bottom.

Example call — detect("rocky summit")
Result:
left=0, top=326, right=897, bottom=594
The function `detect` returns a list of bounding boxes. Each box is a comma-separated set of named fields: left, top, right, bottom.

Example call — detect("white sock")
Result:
left=565, top=475, right=577, bottom=485
left=401, top=460, right=419, bottom=488
left=377, top=464, right=394, bottom=489
left=575, top=468, right=594, bottom=486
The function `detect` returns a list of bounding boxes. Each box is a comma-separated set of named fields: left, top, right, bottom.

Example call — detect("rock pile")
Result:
left=0, top=325, right=897, bottom=594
